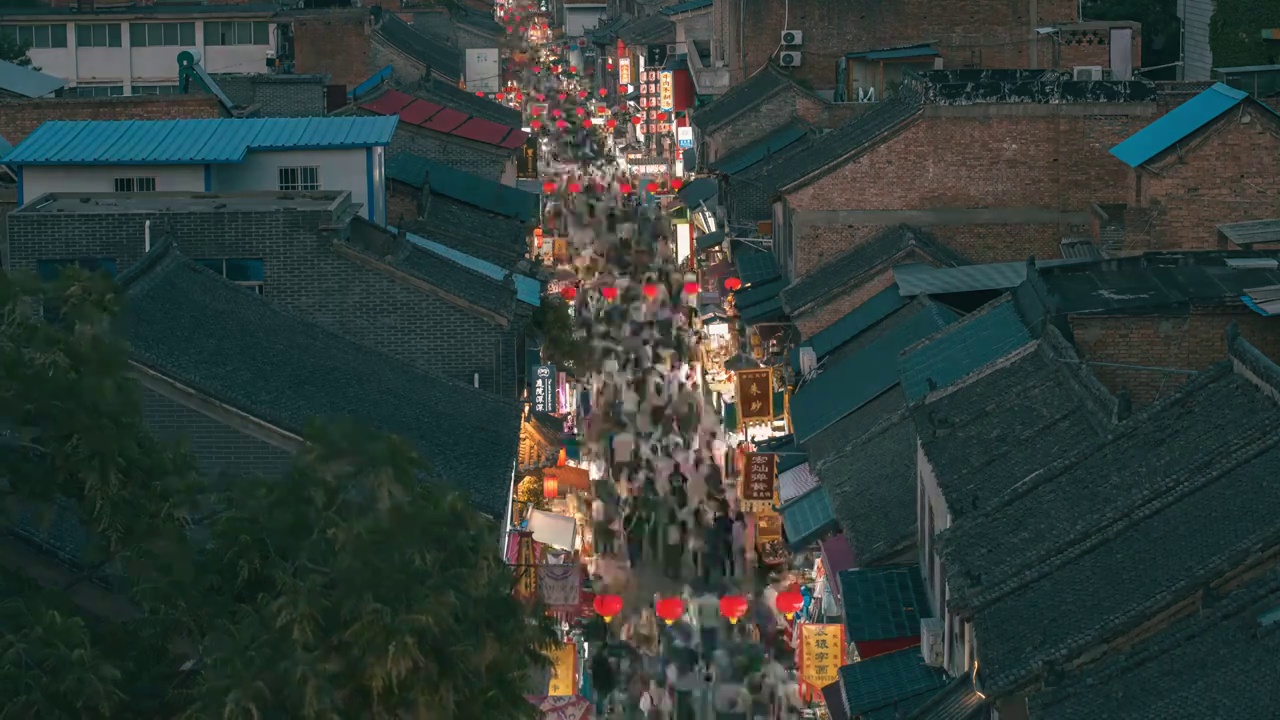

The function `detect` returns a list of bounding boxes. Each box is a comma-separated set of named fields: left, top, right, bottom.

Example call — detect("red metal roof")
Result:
left=421, top=107, right=469, bottom=133
left=452, top=117, right=512, bottom=145
left=399, top=100, right=444, bottom=126
left=499, top=129, right=530, bottom=148
left=359, top=89, right=415, bottom=116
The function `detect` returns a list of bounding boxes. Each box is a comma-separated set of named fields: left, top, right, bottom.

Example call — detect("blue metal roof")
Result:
left=1, top=117, right=400, bottom=166
left=812, top=285, right=907, bottom=359
left=1110, top=83, right=1256, bottom=168
left=0, top=134, right=12, bottom=160
left=394, top=226, right=542, bottom=307
left=0, top=58, right=66, bottom=99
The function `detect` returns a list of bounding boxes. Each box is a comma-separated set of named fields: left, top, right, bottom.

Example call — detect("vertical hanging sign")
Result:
left=512, top=531, right=539, bottom=602
left=742, top=452, right=777, bottom=508
left=736, top=368, right=775, bottom=426
left=533, top=364, right=557, bottom=413
left=546, top=641, right=578, bottom=696
left=659, top=70, right=674, bottom=111
left=798, top=624, right=847, bottom=702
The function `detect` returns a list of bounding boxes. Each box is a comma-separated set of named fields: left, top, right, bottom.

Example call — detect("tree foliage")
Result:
left=531, top=296, right=586, bottom=372
left=1210, top=0, right=1280, bottom=68
left=1084, top=0, right=1181, bottom=73
left=1, top=268, right=555, bottom=718
left=0, top=36, right=34, bottom=67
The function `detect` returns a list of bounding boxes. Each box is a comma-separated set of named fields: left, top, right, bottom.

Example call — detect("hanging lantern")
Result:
left=631, top=116, right=643, bottom=126
left=775, top=590, right=804, bottom=620
left=619, top=182, right=632, bottom=194
left=578, top=90, right=588, bottom=99
left=557, top=92, right=568, bottom=101
left=596, top=105, right=608, bottom=114
left=570, top=66, right=579, bottom=74
left=599, top=87, right=608, bottom=97
left=719, top=595, right=749, bottom=624
left=568, top=181, right=583, bottom=193
left=725, top=277, right=743, bottom=292
left=543, top=475, right=558, bottom=499
left=533, top=65, right=542, bottom=74
left=642, top=283, right=659, bottom=299
left=575, top=107, right=586, bottom=116
left=671, top=178, right=684, bottom=190
left=645, top=181, right=660, bottom=193
left=606, top=118, right=618, bottom=129
left=475, top=91, right=485, bottom=97
left=655, top=597, right=685, bottom=625
left=551, top=108, right=562, bottom=117
left=515, top=92, right=525, bottom=101
left=530, top=105, right=543, bottom=116
left=683, top=281, right=699, bottom=295
left=593, top=594, right=624, bottom=623
left=555, top=119, right=569, bottom=129
left=530, top=119, right=542, bottom=130
left=496, top=92, right=505, bottom=101
left=657, top=111, right=668, bottom=121
left=542, top=181, right=556, bottom=194
left=560, top=286, right=577, bottom=301
left=557, top=447, right=567, bottom=467
left=602, top=286, right=619, bottom=301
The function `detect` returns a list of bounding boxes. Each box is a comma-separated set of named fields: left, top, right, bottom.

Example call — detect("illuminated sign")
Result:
left=659, top=70, right=674, bottom=111
left=618, top=57, right=632, bottom=85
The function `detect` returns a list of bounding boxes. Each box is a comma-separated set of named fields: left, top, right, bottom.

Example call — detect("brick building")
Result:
left=288, top=8, right=462, bottom=93
left=1108, top=83, right=1280, bottom=253
left=5, top=191, right=542, bottom=399
left=0, top=93, right=223, bottom=146
left=708, top=0, right=1141, bottom=91
left=208, top=72, right=331, bottom=117
left=348, top=87, right=525, bottom=183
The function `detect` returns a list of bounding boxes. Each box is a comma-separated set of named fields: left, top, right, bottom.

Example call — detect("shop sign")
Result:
left=756, top=511, right=782, bottom=544
left=513, top=531, right=539, bottom=602
left=799, top=624, right=846, bottom=696
left=533, top=364, right=557, bottom=414
left=618, top=56, right=632, bottom=85
left=659, top=70, right=674, bottom=111
left=736, top=368, right=774, bottom=426
left=677, top=125, right=694, bottom=149
left=552, top=237, right=569, bottom=263
left=743, top=452, right=777, bottom=504
left=546, top=641, right=578, bottom=696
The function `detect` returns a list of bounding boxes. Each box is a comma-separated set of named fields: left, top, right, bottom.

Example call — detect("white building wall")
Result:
left=213, top=148, right=376, bottom=221
left=19, top=165, right=204, bottom=204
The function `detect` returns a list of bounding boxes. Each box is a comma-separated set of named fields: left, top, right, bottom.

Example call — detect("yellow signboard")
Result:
left=546, top=642, right=577, bottom=696
left=800, top=624, right=846, bottom=689
left=618, top=57, right=633, bottom=85
left=659, top=70, right=674, bottom=111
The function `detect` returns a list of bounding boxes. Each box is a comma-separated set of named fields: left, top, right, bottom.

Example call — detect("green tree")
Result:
left=1084, top=0, right=1181, bottom=75
left=0, top=36, right=33, bottom=67
left=1210, top=0, right=1280, bottom=67
left=531, top=296, right=587, bottom=372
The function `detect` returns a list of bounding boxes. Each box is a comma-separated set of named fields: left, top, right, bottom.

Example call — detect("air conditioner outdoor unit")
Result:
left=780, top=51, right=803, bottom=68
left=920, top=618, right=945, bottom=667
left=798, top=347, right=817, bottom=376
left=781, top=30, right=803, bottom=46
left=1073, top=65, right=1104, bottom=81
left=667, top=44, right=678, bottom=56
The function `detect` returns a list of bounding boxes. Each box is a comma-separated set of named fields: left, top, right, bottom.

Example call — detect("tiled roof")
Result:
left=733, top=244, right=781, bottom=285
left=795, top=286, right=907, bottom=369
left=840, top=566, right=933, bottom=643
left=2, top=117, right=398, bottom=165
left=791, top=299, right=956, bottom=443
left=838, top=647, right=948, bottom=718
left=359, top=88, right=528, bottom=150
left=616, top=14, right=675, bottom=46
left=118, top=241, right=522, bottom=518
left=409, top=196, right=529, bottom=268
left=660, top=0, right=712, bottom=14
left=344, top=219, right=517, bottom=319
left=374, top=12, right=462, bottom=82
left=1110, top=83, right=1279, bottom=167
left=585, top=14, right=631, bottom=44
left=733, top=278, right=786, bottom=310
left=676, top=176, right=719, bottom=206
left=898, top=297, right=1033, bottom=402
left=416, top=76, right=522, bottom=127
left=388, top=153, right=539, bottom=222
left=763, top=89, right=924, bottom=193
left=1218, top=218, right=1280, bottom=246
left=692, top=65, right=793, bottom=132
left=390, top=225, right=542, bottom=307
left=781, top=226, right=967, bottom=317
left=710, top=122, right=810, bottom=175
left=1027, top=566, right=1280, bottom=720
left=906, top=675, right=985, bottom=720
left=780, top=486, right=839, bottom=550
left=811, top=391, right=919, bottom=566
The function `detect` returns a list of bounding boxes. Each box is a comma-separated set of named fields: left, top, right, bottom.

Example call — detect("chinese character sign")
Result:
left=659, top=70, right=674, bottom=111
left=546, top=641, right=578, bottom=696
left=618, top=56, right=632, bottom=85
left=533, top=364, right=557, bottom=414
left=743, top=452, right=777, bottom=504
left=736, top=368, right=774, bottom=426
left=800, top=624, right=846, bottom=690
left=513, top=532, right=539, bottom=602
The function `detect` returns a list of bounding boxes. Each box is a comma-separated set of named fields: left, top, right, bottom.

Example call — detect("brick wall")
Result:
left=794, top=265, right=900, bottom=339
left=7, top=205, right=525, bottom=398
left=1130, top=106, right=1280, bottom=251
left=384, top=121, right=514, bottom=181
left=1068, top=309, right=1280, bottom=408
left=1055, top=26, right=1143, bottom=72
left=140, top=385, right=294, bottom=479
left=715, top=0, right=1079, bottom=89
left=784, top=103, right=1155, bottom=278
left=211, top=74, right=329, bottom=117
left=292, top=10, right=377, bottom=90
left=705, top=87, right=832, bottom=161
left=0, top=94, right=223, bottom=146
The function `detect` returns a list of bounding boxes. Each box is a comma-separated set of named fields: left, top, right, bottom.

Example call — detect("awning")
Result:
left=846, top=44, right=939, bottom=61
left=780, top=486, right=838, bottom=550
left=733, top=244, right=781, bottom=285
left=740, top=296, right=787, bottom=325
left=779, top=462, right=819, bottom=503
left=697, top=229, right=726, bottom=251
left=839, top=566, right=933, bottom=645
left=677, top=176, right=719, bottom=207
left=527, top=509, right=577, bottom=550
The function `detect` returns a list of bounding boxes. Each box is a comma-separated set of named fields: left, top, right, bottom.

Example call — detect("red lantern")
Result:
left=655, top=597, right=685, bottom=625
left=542, top=181, right=556, bottom=194
left=719, top=595, right=749, bottom=624
left=602, top=286, right=619, bottom=301
left=496, top=92, right=505, bottom=101
left=552, top=67, right=561, bottom=75
left=683, top=281, right=699, bottom=295
left=619, top=183, right=632, bottom=194
left=475, top=91, right=485, bottom=97
left=596, top=105, right=608, bottom=114
left=575, top=107, right=586, bottom=116
left=606, top=118, right=618, bottom=129
left=657, top=111, right=668, bottom=121
left=568, top=182, right=582, bottom=193
left=533, top=65, right=542, bottom=74
left=530, top=105, right=543, bottom=116
left=642, top=283, right=658, bottom=299
left=543, top=475, right=558, bottom=499
left=599, top=87, right=608, bottom=97
left=558, top=92, right=567, bottom=101
left=671, top=178, right=684, bottom=190
left=555, top=119, right=569, bottom=129
left=725, top=277, right=743, bottom=292
left=646, top=181, right=660, bottom=193
left=529, top=119, right=542, bottom=130
left=557, top=447, right=567, bottom=467
left=515, top=93, right=524, bottom=101
left=775, top=590, right=804, bottom=620
left=631, top=116, right=643, bottom=126
left=551, top=108, right=562, bottom=118
left=560, top=286, right=577, bottom=301
left=593, top=594, right=624, bottom=623
left=571, top=67, right=579, bottom=75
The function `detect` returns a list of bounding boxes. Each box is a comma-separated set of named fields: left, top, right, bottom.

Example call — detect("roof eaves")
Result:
left=776, top=93, right=924, bottom=195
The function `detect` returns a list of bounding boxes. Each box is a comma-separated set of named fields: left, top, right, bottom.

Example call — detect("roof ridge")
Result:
left=350, top=220, right=517, bottom=299
left=961, top=412, right=1280, bottom=615
left=115, top=235, right=178, bottom=290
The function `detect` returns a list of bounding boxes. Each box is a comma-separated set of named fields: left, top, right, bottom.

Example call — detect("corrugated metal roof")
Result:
left=734, top=245, right=781, bottom=285
left=781, top=485, right=838, bottom=550
left=387, top=154, right=539, bottom=221
left=696, top=229, right=726, bottom=250
left=393, top=225, right=542, bottom=307
left=812, top=285, right=907, bottom=359
left=1218, top=219, right=1280, bottom=246
left=0, top=134, right=12, bottom=159
left=779, top=462, right=819, bottom=503
left=0, top=59, right=66, bottom=99
left=1241, top=284, right=1280, bottom=316
left=1110, top=83, right=1251, bottom=167
left=358, top=88, right=527, bottom=150
left=3, top=117, right=398, bottom=166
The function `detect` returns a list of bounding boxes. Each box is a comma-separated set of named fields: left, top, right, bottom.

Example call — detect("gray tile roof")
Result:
left=898, top=297, right=1034, bottom=402
left=388, top=152, right=538, bottom=222
left=781, top=226, right=967, bottom=317
left=692, top=64, right=793, bottom=132
left=906, top=675, right=985, bottom=720
left=616, top=14, right=675, bottom=46
left=839, top=647, right=949, bottom=717
left=409, top=197, right=528, bottom=269
left=763, top=88, right=924, bottom=193
left=346, top=219, right=518, bottom=318
left=119, top=240, right=521, bottom=518
left=1027, top=566, right=1280, bottom=720
left=709, top=122, right=811, bottom=175
left=913, top=325, right=1115, bottom=523
left=839, top=565, right=934, bottom=643
left=375, top=12, right=462, bottom=82
left=809, top=388, right=920, bottom=566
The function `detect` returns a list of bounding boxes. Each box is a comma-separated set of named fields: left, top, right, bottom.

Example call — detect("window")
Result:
left=129, top=22, right=196, bottom=48
left=278, top=166, right=321, bottom=191
left=36, top=258, right=118, bottom=282
left=114, top=177, right=157, bottom=192
left=131, top=84, right=179, bottom=95
left=0, top=24, right=69, bottom=49
left=75, top=23, right=123, bottom=48
left=195, top=258, right=265, bottom=294
left=73, top=85, right=125, bottom=98
left=204, top=20, right=270, bottom=46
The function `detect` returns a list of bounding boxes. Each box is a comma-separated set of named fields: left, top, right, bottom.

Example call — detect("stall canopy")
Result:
left=527, top=509, right=577, bottom=550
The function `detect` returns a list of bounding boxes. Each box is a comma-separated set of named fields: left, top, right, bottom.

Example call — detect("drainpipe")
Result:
left=144, top=220, right=151, bottom=253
